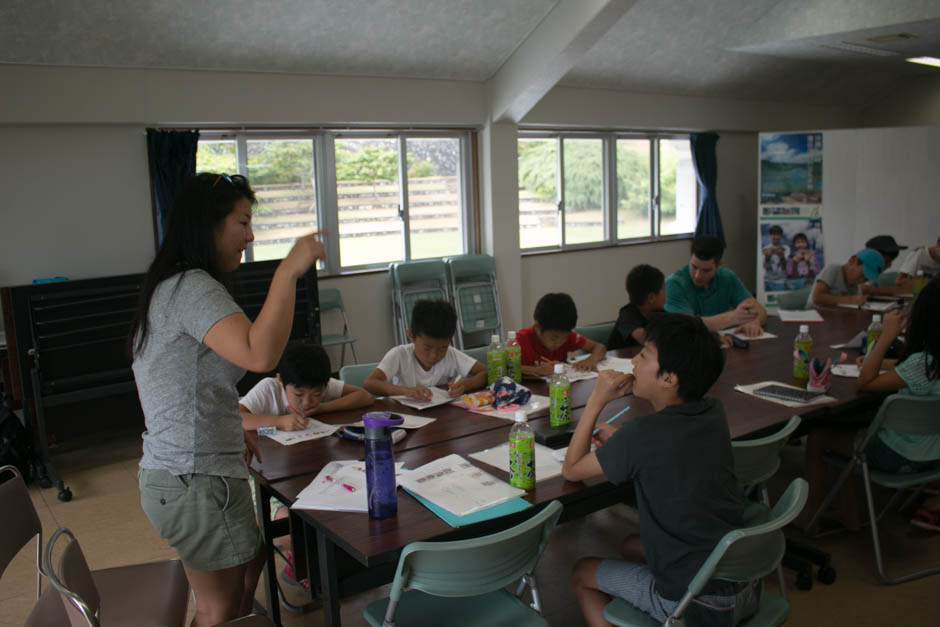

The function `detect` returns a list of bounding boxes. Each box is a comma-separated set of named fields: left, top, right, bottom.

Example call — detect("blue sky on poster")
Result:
left=760, top=133, right=822, bottom=164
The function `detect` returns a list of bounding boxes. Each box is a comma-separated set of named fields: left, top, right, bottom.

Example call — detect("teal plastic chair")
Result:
left=878, top=271, right=898, bottom=287
left=574, top=322, right=615, bottom=346
left=445, top=254, right=503, bottom=349
left=461, top=345, right=488, bottom=364
left=340, top=362, right=379, bottom=388
left=319, top=287, right=358, bottom=368
left=774, top=286, right=811, bottom=310
left=363, top=500, right=563, bottom=627
left=389, top=260, right=451, bottom=345
left=604, top=478, right=808, bottom=627
left=806, top=394, right=940, bottom=584
left=731, top=416, right=802, bottom=598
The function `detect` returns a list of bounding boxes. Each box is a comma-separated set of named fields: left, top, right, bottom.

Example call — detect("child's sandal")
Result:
left=910, top=508, right=940, bottom=532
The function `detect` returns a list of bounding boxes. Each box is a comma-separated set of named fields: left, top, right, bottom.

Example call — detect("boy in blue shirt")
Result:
left=564, top=313, right=757, bottom=626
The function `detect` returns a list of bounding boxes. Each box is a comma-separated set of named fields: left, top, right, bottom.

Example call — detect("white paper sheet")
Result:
left=391, top=386, right=455, bottom=410
left=468, top=442, right=563, bottom=481
left=398, top=454, right=525, bottom=517
left=345, top=413, right=436, bottom=429
left=550, top=356, right=635, bottom=382
left=733, top=381, right=836, bottom=408
left=551, top=444, right=597, bottom=464
left=719, top=328, right=778, bottom=341
left=290, top=461, right=406, bottom=513
left=838, top=301, right=899, bottom=312
left=263, top=419, right=342, bottom=445
left=831, top=364, right=886, bottom=378
left=778, top=309, right=825, bottom=323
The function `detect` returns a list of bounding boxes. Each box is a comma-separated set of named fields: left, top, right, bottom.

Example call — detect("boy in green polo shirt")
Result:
left=665, top=235, right=767, bottom=336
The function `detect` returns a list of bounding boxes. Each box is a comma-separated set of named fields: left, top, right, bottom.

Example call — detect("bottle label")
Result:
left=550, top=383, right=571, bottom=426
left=509, top=434, right=535, bottom=489
left=505, top=346, right=522, bottom=382
left=793, top=339, right=813, bottom=379
left=866, top=330, right=882, bottom=354
left=487, top=351, right=505, bottom=384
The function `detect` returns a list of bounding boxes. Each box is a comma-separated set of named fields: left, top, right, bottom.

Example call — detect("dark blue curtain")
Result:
left=146, top=129, right=199, bottom=244
left=691, top=132, right=724, bottom=246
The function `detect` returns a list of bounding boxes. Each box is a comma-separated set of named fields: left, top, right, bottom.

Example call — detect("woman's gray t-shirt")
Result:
left=134, top=270, right=248, bottom=478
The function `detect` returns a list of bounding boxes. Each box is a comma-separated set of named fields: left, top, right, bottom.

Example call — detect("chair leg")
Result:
left=525, top=574, right=543, bottom=614
left=339, top=344, right=346, bottom=370
left=350, top=342, right=359, bottom=365
left=805, top=456, right=859, bottom=533
left=862, top=463, right=940, bottom=584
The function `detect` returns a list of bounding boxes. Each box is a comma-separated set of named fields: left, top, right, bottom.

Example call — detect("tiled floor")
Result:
left=2, top=433, right=939, bottom=626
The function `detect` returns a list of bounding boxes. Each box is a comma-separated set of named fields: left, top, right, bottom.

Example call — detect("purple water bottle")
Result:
left=362, top=412, right=404, bottom=519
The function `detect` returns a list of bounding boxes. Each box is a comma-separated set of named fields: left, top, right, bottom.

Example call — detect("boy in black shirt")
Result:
left=607, top=264, right=666, bottom=349
left=565, top=313, right=758, bottom=626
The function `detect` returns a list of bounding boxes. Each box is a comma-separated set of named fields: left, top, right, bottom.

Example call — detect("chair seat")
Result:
left=321, top=333, right=357, bottom=346
left=822, top=453, right=940, bottom=489
left=363, top=588, right=548, bottom=627
left=93, top=559, right=190, bottom=626
left=604, top=590, right=788, bottom=627
left=24, top=585, right=69, bottom=627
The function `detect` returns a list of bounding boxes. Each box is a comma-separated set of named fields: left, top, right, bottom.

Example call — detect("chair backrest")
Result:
left=686, top=478, right=808, bottom=598
left=731, top=416, right=802, bottom=487
left=869, top=394, right=940, bottom=438
left=389, top=501, right=562, bottom=602
left=339, top=362, right=378, bottom=388
left=0, top=465, right=44, bottom=597
left=44, top=528, right=100, bottom=627
left=445, top=255, right=502, bottom=345
left=574, top=322, right=615, bottom=346
left=389, top=260, right=451, bottom=344
left=319, top=287, right=345, bottom=313
left=878, top=271, right=899, bottom=287
left=461, top=346, right=488, bottom=363
left=775, top=286, right=812, bottom=310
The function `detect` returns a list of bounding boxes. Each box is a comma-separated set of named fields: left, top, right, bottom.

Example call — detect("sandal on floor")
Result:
left=911, top=508, right=940, bottom=532
left=280, top=552, right=311, bottom=591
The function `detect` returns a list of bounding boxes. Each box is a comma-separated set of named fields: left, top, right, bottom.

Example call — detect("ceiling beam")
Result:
left=486, top=0, right=636, bottom=123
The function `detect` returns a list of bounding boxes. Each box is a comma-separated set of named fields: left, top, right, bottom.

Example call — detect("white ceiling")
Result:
left=2, top=0, right=939, bottom=107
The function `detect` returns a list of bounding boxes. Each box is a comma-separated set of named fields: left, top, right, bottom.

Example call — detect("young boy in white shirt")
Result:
left=364, top=300, right=486, bottom=400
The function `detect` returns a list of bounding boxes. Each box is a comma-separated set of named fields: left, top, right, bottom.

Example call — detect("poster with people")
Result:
left=757, top=132, right=824, bottom=306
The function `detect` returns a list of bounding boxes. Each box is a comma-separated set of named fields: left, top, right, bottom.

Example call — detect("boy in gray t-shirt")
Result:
left=809, top=248, right=884, bottom=308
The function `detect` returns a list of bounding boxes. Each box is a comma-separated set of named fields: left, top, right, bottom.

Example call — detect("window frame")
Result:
left=517, top=130, right=698, bottom=254
left=198, top=128, right=476, bottom=275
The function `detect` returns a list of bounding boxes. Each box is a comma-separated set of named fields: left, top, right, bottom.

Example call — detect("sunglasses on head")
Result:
left=211, top=173, right=247, bottom=189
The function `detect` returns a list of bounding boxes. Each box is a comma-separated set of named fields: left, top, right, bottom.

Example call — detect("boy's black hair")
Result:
left=768, top=224, right=783, bottom=235
left=792, top=232, right=808, bottom=244
left=534, top=293, right=578, bottom=332
left=644, top=313, right=724, bottom=402
left=626, top=264, right=665, bottom=306
left=410, top=300, right=457, bottom=339
left=277, top=344, right=332, bottom=389
left=690, top=235, right=725, bottom=262
left=903, top=277, right=940, bottom=383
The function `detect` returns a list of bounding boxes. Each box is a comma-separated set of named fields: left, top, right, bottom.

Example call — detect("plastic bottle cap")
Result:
left=554, top=363, right=565, bottom=374
left=872, top=314, right=881, bottom=322
left=514, top=410, right=527, bottom=423
left=507, top=330, right=516, bottom=339
left=799, top=325, right=809, bottom=333
left=491, top=334, right=500, bottom=343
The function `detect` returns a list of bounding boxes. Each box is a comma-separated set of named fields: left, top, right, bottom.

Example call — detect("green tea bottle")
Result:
left=793, top=324, right=813, bottom=380
left=486, top=334, right=505, bottom=385
left=505, top=330, right=522, bottom=383
left=508, top=410, right=535, bottom=490
left=549, top=363, right=571, bottom=427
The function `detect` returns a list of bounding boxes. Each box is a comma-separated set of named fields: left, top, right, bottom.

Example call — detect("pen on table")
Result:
left=324, top=475, right=356, bottom=492
left=594, top=405, right=630, bottom=435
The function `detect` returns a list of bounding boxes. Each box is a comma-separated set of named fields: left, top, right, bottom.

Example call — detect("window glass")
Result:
left=196, top=140, right=237, bottom=174
left=659, top=138, right=697, bottom=235
left=406, top=137, right=463, bottom=260
left=562, top=138, right=604, bottom=245
left=244, top=139, right=317, bottom=262
left=334, top=138, right=402, bottom=267
left=518, top=138, right=559, bottom=249
left=616, top=139, right=651, bottom=239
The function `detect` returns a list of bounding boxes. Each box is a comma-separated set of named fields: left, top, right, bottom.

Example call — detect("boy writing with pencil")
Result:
left=364, top=300, right=486, bottom=400
left=809, top=247, right=884, bottom=307
left=564, top=313, right=757, bottom=626
left=518, top=292, right=606, bottom=377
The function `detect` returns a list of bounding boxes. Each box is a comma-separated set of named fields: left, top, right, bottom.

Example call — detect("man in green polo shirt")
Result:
left=665, top=235, right=767, bottom=336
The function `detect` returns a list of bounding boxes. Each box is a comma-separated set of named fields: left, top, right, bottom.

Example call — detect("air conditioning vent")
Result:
left=819, top=41, right=898, bottom=57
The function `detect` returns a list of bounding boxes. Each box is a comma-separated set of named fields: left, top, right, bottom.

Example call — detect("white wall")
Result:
left=822, top=125, right=940, bottom=268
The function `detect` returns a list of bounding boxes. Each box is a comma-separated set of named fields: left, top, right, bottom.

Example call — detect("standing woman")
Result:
left=129, top=173, right=324, bottom=625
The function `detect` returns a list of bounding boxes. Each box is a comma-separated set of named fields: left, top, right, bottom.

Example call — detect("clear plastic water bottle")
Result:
left=486, top=334, right=505, bottom=385
left=793, top=324, right=813, bottom=380
left=505, top=331, right=522, bottom=383
left=509, top=410, right=535, bottom=490
left=362, top=411, right=404, bottom=519
left=549, top=363, right=571, bottom=427
left=866, top=314, right=883, bottom=354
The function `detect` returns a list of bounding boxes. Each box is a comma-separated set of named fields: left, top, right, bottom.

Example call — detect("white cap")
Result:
left=514, top=410, right=527, bottom=423
left=491, top=334, right=500, bottom=343
left=799, top=325, right=809, bottom=333
left=507, top=330, right=516, bottom=339
left=554, top=363, right=565, bottom=374
left=872, top=314, right=881, bottom=322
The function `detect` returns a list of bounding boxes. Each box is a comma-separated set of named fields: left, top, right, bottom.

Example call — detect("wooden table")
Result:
left=254, top=305, right=885, bottom=626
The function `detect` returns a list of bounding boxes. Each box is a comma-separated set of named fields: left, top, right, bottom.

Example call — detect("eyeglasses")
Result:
left=211, top=173, right=248, bottom=189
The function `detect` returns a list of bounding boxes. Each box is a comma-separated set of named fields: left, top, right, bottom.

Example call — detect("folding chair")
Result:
left=363, top=500, right=563, bottom=627
left=319, top=287, right=359, bottom=368
left=604, top=479, right=808, bottom=627
left=340, top=362, right=380, bottom=388
left=774, top=286, right=812, bottom=310
left=389, top=260, right=451, bottom=345
left=574, top=322, right=615, bottom=346
left=805, top=393, right=940, bottom=584
left=445, top=254, right=503, bottom=350
left=461, top=345, right=488, bottom=364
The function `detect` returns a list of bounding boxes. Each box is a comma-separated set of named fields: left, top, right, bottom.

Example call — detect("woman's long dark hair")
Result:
left=128, top=173, right=256, bottom=357
left=903, top=277, right=940, bottom=382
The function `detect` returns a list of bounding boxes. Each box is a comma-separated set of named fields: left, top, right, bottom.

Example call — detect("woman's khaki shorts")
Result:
left=139, top=468, right=261, bottom=571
